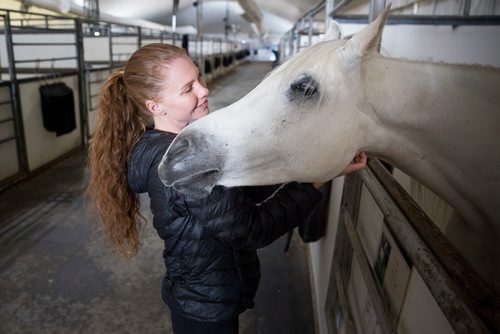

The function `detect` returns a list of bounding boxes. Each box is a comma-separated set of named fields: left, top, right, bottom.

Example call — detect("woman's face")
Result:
left=156, top=56, right=209, bottom=130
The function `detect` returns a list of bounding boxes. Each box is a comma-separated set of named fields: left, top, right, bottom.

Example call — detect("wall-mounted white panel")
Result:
left=357, top=185, right=385, bottom=265
left=392, top=169, right=454, bottom=233
left=348, top=257, right=382, bottom=334
left=0, top=140, right=19, bottom=180
left=341, top=24, right=500, bottom=67
left=0, top=121, right=15, bottom=140
left=12, top=33, right=78, bottom=69
left=83, top=37, right=110, bottom=61
left=397, top=269, right=454, bottom=334
left=111, top=36, right=138, bottom=62
left=376, top=225, right=411, bottom=318
left=19, top=76, right=81, bottom=170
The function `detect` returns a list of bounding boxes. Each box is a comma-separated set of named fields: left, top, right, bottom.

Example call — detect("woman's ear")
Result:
left=146, top=100, right=164, bottom=115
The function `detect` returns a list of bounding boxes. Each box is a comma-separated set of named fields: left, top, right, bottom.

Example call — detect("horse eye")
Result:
left=288, top=75, right=318, bottom=102
left=294, top=82, right=316, bottom=96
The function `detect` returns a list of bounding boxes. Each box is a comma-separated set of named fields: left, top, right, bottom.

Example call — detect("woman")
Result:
left=87, top=43, right=366, bottom=333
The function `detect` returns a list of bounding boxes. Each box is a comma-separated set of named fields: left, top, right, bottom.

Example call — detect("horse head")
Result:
left=159, top=7, right=391, bottom=196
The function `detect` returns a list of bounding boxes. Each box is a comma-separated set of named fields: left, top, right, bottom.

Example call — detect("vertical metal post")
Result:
left=297, top=18, right=304, bottom=51
left=463, top=0, right=472, bottom=16
left=4, top=12, right=29, bottom=173
left=369, top=0, right=386, bottom=23
left=196, top=0, right=203, bottom=57
left=293, top=26, right=299, bottom=54
left=325, top=0, right=334, bottom=27
left=224, top=0, right=229, bottom=42
left=172, top=0, right=179, bottom=45
left=75, top=19, right=89, bottom=146
left=137, top=26, right=142, bottom=48
left=108, top=23, right=114, bottom=68
left=308, top=15, right=314, bottom=46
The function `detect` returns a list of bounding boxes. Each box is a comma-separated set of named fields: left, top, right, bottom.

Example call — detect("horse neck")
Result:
left=360, top=57, right=499, bottom=130
left=360, top=56, right=500, bottom=157
left=358, top=57, right=500, bottom=224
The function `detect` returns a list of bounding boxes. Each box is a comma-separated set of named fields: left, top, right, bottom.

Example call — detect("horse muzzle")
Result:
left=158, top=131, right=223, bottom=197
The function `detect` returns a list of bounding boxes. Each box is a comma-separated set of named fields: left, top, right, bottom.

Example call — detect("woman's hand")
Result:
left=312, top=152, right=367, bottom=189
left=336, top=152, right=367, bottom=177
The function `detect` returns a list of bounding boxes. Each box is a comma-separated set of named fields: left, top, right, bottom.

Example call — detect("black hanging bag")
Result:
left=39, top=82, right=76, bottom=136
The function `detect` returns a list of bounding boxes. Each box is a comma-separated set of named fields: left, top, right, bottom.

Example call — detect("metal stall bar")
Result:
left=331, top=265, right=357, bottom=334
left=3, top=12, right=28, bottom=175
left=14, top=56, right=77, bottom=64
left=3, top=9, right=75, bottom=29
left=330, top=14, right=500, bottom=25
left=107, top=23, right=114, bottom=68
left=137, top=26, right=142, bottom=49
left=75, top=19, right=88, bottom=146
left=9, top=25, right=75, bottom=32
left=307, top=15, right=314, bottom=47
left=12, top=42, right=77, bottom=46
left=358, top=161, right=491, bottom=333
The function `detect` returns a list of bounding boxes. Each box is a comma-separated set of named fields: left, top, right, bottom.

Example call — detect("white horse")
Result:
left=159, top=7, right=500, bottom=293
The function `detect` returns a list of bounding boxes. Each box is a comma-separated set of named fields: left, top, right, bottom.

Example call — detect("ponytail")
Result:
left=87, top=43, right=188, bottom=257
left=87, top=68, right=149, bottom=257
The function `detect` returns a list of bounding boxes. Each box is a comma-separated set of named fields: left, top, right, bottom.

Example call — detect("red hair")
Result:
left=87, top=44, right=188, bottom=256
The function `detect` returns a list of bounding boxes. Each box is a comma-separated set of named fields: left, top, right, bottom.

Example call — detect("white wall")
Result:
left=310, top=22, right=500, bottom=334
left=308, top=177, right=345, bottom=333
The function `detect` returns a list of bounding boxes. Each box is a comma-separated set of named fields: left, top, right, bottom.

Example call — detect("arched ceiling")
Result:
left=10, top=0, right=497, bottom=46
left=97, top=0, right=323, bottom=40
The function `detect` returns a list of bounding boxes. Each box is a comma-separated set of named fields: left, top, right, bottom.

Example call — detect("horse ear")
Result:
left=342, top=5, right=391, bottom=57
left=322, top=20, right=342, bottom=42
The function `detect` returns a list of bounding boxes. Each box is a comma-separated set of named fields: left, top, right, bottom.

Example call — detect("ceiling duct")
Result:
left=20, top=0, right=195, bottom=33
left=237, top=0, right=267, bottom=38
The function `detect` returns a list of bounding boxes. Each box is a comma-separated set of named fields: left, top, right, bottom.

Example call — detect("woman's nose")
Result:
left=197, top=83, right=209, bottom=97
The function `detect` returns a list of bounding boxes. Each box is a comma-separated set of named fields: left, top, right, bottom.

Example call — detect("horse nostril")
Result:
left=168, top=138, right=190, bottom=159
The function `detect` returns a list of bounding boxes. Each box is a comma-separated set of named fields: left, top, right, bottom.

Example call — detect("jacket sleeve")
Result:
left=185, top=182, right=322, bottom=250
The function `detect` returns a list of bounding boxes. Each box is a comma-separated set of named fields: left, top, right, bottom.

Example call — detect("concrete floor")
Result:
left=0, top=61, right=316, bottom=334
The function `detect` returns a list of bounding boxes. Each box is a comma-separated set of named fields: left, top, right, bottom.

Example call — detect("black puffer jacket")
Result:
left=127, top=129, right=322, bottom=322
